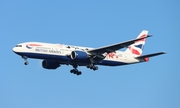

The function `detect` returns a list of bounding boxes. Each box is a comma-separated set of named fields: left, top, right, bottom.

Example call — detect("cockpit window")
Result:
left=16, top=45, right=22, bottom=47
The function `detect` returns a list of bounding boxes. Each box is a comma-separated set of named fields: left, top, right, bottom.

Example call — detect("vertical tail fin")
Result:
left=125, top=30, right=148, bottom=57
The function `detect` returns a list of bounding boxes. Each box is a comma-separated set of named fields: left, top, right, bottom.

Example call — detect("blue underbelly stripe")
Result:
left=16, top=52, right=127, bottom=66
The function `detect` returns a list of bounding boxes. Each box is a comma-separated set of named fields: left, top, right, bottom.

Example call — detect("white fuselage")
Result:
left=13, top=42, right=141, bottom=66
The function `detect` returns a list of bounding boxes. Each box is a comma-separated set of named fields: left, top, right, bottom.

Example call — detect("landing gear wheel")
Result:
left=86, top=65, right=90, bottom=68
left=70, top=69, right=82, bottom=76
left=90, top=65, right=94, bottom=69
left=87, top=64, right=98, bottom=71
left=70, top=70, right=73, bottom=73
left=77, top=71, right=82, bottom=76
left=24, top=62, right=29, bottom=65
left=93, top=66, right=98, bottom=71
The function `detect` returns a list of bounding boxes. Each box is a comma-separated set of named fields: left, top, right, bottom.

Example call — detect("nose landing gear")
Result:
left=22, top=56, right=29, bottom=65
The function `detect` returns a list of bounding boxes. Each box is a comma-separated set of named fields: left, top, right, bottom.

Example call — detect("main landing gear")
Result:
left=22, top=56, right=29, bottom=65
left=70, top=69, right=82, bottom=76
left=86, top=64, right=98, bottom=71
left=70, top=64, right=82, bottom=76
left=70, top=64, right=98, bottom=76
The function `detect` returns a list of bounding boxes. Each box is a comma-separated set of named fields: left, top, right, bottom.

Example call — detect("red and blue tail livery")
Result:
left=125, top=30, right=148, bottom=56
left=13, top=30, right=165, bottom=76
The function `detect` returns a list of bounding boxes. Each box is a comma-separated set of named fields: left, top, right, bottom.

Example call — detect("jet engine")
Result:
left=70, top=50, right=89, bottom=60
left=42, top=60, right=60, bottom=69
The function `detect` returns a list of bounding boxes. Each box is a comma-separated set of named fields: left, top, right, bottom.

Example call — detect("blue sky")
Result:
left=1, top=0, right=180, bottom=108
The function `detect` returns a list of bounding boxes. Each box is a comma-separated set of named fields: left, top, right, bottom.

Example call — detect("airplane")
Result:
left=12, top=30, right=165, bottom=76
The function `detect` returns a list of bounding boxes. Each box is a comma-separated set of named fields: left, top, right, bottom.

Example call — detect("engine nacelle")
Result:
left=42, top=60, right=60, bottom=69
left=70, top=50, right=88, bottom=60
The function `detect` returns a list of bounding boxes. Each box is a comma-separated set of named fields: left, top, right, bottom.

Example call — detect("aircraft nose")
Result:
left=12, top=47, right=17, bottom=53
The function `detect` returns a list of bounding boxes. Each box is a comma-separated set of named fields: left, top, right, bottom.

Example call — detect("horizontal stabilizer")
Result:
left=136, top=52, right=166, bottom=59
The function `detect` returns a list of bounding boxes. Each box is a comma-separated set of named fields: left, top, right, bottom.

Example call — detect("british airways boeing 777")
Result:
left=13, top=30, right=165, bottom=75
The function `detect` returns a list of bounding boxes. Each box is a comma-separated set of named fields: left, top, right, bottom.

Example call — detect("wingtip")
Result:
left=158, top=52, right=166, bottom=55
left=161, top=52, right=166, bottom=54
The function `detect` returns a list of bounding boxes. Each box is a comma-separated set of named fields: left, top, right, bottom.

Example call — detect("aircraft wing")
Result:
left=88, top=35, right=151, bottom=55
left=136, top=52, right=166, bottom=59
